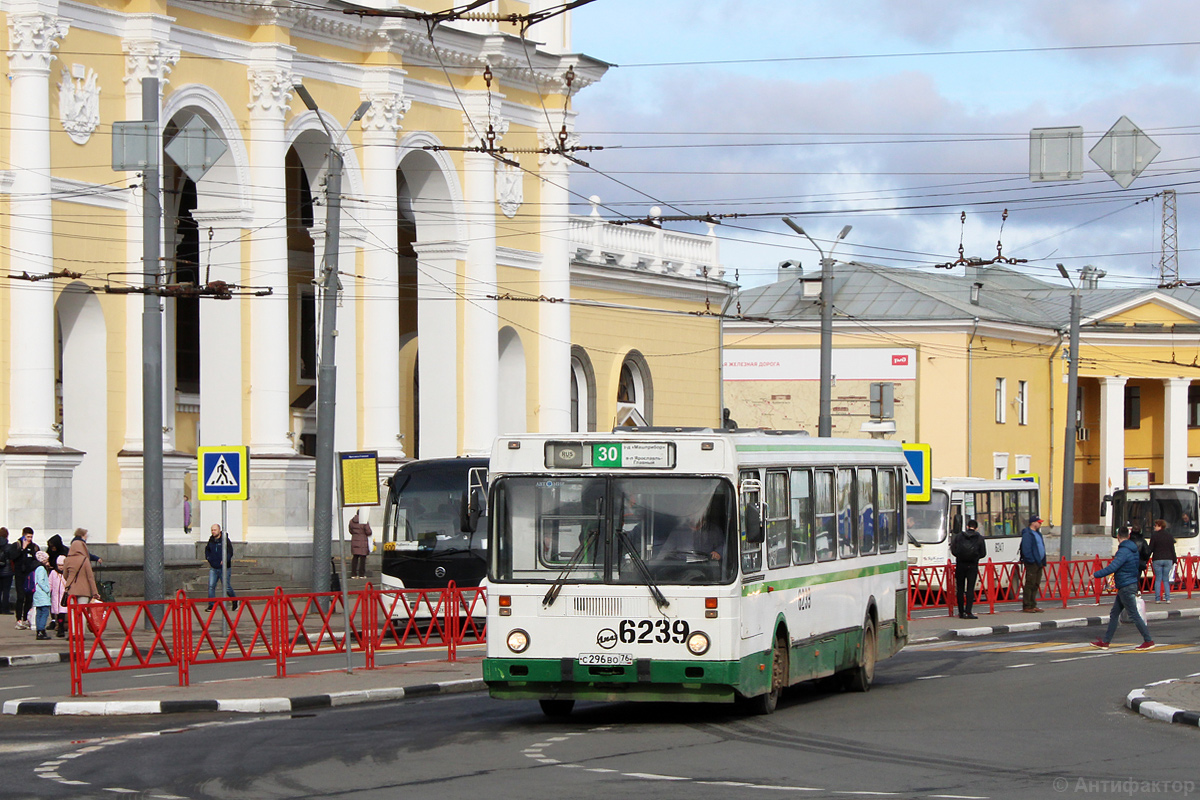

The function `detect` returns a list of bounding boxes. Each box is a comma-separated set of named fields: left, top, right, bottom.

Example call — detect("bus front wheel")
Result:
left=747, top=635, right=787, bottom=715
left=844, top=618, right=877, bottom=693
left=539, top=699, right=575, bottom=718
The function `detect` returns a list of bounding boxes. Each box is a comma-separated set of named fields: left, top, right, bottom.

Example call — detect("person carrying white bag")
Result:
left=1090, top=525, right=1155, bottom=651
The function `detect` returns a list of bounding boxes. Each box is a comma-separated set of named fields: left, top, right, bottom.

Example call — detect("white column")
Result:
left=1099, top=376, right=1127, bottom=514
left=536, top=126, right=575, bottom=433
left=5, top=7, right=67, bottom=448
left=1163, top=378, right=1189, bottom=485
left=461, top=101, right=505, bottom=455
left=119, top=32, right=178, bottom=453
left=360, top=76, right=410, bottom=459
left=246, top=47, right=295, bottom=455
left=416, top=242, right=464, bottom=458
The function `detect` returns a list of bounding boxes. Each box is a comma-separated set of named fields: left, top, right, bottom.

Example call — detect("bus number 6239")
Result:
left=617, top=618, right=690, bottom=644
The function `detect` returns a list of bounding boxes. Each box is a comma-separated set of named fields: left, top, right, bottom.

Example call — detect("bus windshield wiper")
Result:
left=617, top=530, right=669, bottom=611
left=542, top=528, right=601, bottom=608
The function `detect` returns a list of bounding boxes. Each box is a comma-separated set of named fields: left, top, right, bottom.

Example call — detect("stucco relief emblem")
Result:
left=58, top=65, right=99, bottom=145
left=497, top=164, right=523, bottom=218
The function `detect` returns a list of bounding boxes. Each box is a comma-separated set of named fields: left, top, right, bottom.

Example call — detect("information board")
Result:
left=339, top=450, right=380, bottom=507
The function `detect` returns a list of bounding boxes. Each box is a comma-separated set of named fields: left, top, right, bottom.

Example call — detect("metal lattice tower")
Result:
left=1160, top=188, right=1178, bottom=286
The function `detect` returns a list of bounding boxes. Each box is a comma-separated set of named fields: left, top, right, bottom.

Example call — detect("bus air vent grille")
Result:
left=571, top=597, right=626, bottom=616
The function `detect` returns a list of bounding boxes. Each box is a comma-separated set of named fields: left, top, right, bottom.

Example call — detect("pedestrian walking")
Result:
left=1091, top=526, right=1155, bottom=650
left=204, top=524, right=237, bottom=611
left=1018, top=516, right=1046, bottom=612
left=1148, top=518, right=1177, bottom=603
left=31, top=551, right=52, bottom=640
left=49, top=555, right=67, bottom=638
left=951, top=518, right=987, bottom=619
left=45, top=534, right=68, bottom=570
left=183, top=495, right=192, bottom=535
left=10, top=527, right=39, bottom=629
left=0, top=527, right=12, bottom=616
left=348, top=511, right=373, bottom=579
left=62, top=529, right=99, bottom=610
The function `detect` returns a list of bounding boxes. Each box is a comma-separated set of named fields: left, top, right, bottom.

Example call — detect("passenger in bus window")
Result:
left=951, top=519, right=986, bottom=619
left=660, top=513, right=724, bottom=562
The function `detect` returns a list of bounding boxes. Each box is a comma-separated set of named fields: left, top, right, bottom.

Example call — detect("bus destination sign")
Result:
left=545, top=441, right=675, bottom=469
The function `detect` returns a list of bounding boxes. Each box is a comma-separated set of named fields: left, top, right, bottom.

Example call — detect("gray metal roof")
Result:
left=733, top=262, right=1200, bottom=330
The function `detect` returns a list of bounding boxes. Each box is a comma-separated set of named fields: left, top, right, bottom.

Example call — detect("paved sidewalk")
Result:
left=2, top=594, right=1199, bottom=719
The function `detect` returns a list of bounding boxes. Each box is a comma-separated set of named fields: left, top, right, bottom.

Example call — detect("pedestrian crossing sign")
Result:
left=902, top=443, right=932, bottom=503
left=197, top=445, right=249, bottom=501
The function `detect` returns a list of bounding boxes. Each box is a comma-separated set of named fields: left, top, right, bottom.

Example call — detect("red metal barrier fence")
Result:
left=68, top=583, right=486, bottom=696
left=907, top=555, right=1200, bottom=618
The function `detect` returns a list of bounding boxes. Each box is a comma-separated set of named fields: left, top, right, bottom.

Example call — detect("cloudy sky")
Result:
left=565, top=1, right=1200, bottom=290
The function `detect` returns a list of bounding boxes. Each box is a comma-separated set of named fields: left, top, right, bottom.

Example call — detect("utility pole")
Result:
left=1057, top=264, right=1081, bottom=561
left=293, top=86, right=371, bottom=593
left=141, top=77, right=165, bottom=610
left=782, top=218, right=851, bottom=438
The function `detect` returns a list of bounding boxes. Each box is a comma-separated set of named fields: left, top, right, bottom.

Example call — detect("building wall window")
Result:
left=616, top=351, right=653, bottom=427
left=1017, top=380, right=1028, bottom=425
left=1124, top=385, right=1141, bottom=430
left=569, top=346, right=597, bottom=433
left=995, top=377, right=1007, bottom=424
left=1189, top=385, right=1200, bottom=429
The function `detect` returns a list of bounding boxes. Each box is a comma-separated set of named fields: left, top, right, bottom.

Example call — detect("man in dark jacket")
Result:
left=1018, top=517, right=1046, bottom=612
left=204, top=524, right=237, bottom=612
left=1090, top=527, right=1154, bottom=650
left=10, top=528, right=39, bottom=629
left=951, top=519, right=988, bottom=619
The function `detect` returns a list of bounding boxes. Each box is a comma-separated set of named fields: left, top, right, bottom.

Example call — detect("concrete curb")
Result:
left=1126, top=680, right=1200, bottom=728
left=0, top=651, right=69, bottom=668
left=2, top=677, right=487, bottom=716
left=931, top=607, right=1200, bottom=640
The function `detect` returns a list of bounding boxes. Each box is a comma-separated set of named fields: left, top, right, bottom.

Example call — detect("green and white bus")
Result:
left=482, top=430, right=909, bottom=716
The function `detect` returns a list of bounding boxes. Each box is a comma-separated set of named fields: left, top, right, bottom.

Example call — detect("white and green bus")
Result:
left=482, top=430, right=909, bottom=716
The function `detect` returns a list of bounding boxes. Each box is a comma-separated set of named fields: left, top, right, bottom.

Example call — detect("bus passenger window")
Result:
left=878, top=469, right=897, bottom=553
left=858, top=468, right=876, bottom=555
left=766, top=471, right=790, bottom=569
left=740, top=470, right=763, bottom=573
left=791, top=468, right=814, bottom=564
left=837, top=468, right=857, bottom=559
left=815, top=470, right=836, bottom=562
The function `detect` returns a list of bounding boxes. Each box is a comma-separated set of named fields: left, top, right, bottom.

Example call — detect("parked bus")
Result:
left=380, top=457, right=489, bottom=590
left=482, top=430, right=909, bottom=716
left=907, top=478, right=1040, bottom=569
left=1103, top=485, right=1199, bottom=558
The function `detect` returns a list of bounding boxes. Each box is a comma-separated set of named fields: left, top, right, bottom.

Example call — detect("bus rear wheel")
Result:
left=747, top=635, right=787, bottom=715
left=539, top=699, right=575, bottom=718
left=843, top=618, right=877, bottom=693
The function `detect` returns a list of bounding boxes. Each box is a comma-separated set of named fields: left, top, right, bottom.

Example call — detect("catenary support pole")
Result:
left=1060, top=290, right=1081, bottom=561
left=142, top=77, right=164, bottom=617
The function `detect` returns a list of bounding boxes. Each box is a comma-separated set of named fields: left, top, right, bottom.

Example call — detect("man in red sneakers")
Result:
left=1090, top=526, right=1154, bottom=651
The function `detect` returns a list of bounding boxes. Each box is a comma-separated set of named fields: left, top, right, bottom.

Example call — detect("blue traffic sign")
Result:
left=197, top=446, right=249, bottom=501
left=902, top=443, right=931, bottom=503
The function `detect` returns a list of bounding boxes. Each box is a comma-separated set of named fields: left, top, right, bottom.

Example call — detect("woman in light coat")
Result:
left=62, top=528, right=99, bottom=607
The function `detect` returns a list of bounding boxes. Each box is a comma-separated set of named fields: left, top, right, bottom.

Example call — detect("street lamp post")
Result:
left=1057, top=264, right=1081, bottom=561
left=782, top=218, right=852, bottom=438
left=292, top=86, right=371, bottom=596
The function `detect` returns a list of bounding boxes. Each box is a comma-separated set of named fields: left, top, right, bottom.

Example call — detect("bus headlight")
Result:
left=506, top=629, right=530, bottom=654
left=686, top=631, right=710, bottom=656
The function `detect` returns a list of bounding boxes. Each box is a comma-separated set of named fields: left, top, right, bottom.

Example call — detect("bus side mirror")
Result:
left=1099, top=494, right=1111, bottom=518
left=744, top=503, right=764, bottom=544
left=461, top=487, right=486, bottom=533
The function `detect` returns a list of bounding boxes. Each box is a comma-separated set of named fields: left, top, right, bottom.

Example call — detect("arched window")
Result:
left=616, top=351, right=652, bottom=427
left=570, top=346, right=596, bottom=433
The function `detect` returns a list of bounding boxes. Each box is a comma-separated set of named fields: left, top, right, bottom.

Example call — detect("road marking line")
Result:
left=916, top=675, right=946, bottom=680
left=1005, top=663, right=1035, bottom=669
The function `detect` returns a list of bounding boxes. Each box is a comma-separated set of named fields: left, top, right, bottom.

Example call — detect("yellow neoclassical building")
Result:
left=0, top=0, right=730, bottom=559
left=726, top=261, right=1200, bottom=533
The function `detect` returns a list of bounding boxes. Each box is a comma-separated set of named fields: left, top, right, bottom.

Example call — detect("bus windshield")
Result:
left=906, top=492, right=948, bottom=544
left=384, top=466, right=473, bottom=553
left=490, top=475, right=737, bottom=586
left=1115, top=489, right=1199, bottom=539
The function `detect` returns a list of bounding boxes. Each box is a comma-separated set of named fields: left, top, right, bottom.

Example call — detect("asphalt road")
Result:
left=2, top=619, right=1198, bottom=800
